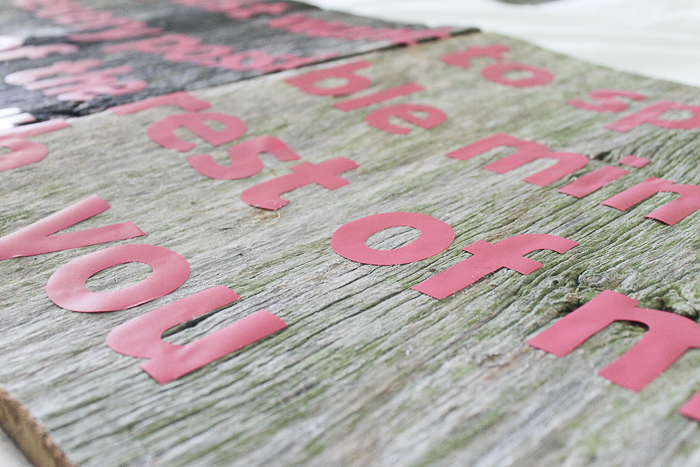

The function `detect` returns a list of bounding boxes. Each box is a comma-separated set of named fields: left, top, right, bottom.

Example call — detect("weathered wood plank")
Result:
left=0, top=0, right=470, bottom=121
left=2, top=31, right=700, bottom=466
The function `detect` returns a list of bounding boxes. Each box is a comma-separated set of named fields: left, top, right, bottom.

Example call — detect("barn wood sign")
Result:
left=2, top=4, right=700, bottom=467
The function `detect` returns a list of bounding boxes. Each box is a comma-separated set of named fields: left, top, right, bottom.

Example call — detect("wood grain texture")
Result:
left=2, top=32, right=700, bottom=466
left=0, top=0, right=471, bottom=120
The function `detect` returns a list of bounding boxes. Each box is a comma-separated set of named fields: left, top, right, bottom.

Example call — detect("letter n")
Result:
left=528, top=290, right=700, bottom=422
left=601, top=177, right=700, bottom=225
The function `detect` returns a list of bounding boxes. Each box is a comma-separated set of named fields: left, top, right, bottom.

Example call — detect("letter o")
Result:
left=331, top=212, right=455, bottom=265
left=481, top=62, right=554, bottom=88
left=46, top=244, right=190, bottom=313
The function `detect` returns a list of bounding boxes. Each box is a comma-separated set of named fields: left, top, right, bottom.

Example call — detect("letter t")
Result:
left=240, top=157, right=359, bottom=210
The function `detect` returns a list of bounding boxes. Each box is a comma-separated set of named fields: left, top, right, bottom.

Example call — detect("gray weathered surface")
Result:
left=2, top=32, right=700, bottom=466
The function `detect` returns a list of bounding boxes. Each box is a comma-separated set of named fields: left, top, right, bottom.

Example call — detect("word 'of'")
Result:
left=331, top=211, right=577, bottom=300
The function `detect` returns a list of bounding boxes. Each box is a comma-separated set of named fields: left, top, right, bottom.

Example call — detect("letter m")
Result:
left=528, top=290, right=700, bottom=422
left=447, top=133, right=589, bottom=187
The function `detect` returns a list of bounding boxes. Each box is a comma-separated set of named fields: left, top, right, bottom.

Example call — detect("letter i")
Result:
left=558, top=155, right=651, bottom=199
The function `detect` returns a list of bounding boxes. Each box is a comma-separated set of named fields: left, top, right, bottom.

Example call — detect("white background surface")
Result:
left=2, top=1, right=699, bottom=465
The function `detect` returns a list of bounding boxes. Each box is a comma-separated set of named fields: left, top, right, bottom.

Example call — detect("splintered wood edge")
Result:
left=0, top=386, right=73, bottom=467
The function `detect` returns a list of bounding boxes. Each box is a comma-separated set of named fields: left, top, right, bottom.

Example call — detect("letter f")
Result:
left=413, top=234, right=578, bottom=300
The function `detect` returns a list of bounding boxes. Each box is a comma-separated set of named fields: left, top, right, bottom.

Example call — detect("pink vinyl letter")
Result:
left=219, top=50, right=280, bottom=71
left=0, top=119, right=70, bottom=139
left=46, top=244, right=189, bottom=312
left=558, top=165, right=629, bottom=199
left=528, top=290, right=700, bottom=423
left=0, top=119, right=71, bottom=171
left=187, top=136, right=300, bottom=179
left=528, top=290, right=700, bottom=391
left=365, top=104, right=447, bottom=135
left=567, top=89, right=646, bottom=113
left=440, top=44, right=509, bottom=69
left=241, top=158, right=358, bottom=210
left=106, top=285, right=287, bottom=384
left=413, top=234, right=577, bottom=300
left=111, top=92, right=212, bottom=115
left=54, top=10, right=122, bottom=30
left=4, top=59, right=101, bottom=85
left=447, top=133, right=589, bottom=187
left=331, top=212, right=455, bottom=265
left=0, top=138, right=48, bottom=172
left=5, top=60, right=145, bottom=101
left=52, top=80, right=147, bottom=101
left=0, top=195, right=145, bottom=261
left=332, top=83, right=424, bottom=111
left=21, top=65, right=131, bottom=91
left=285, top=60, right=373, bottom=96
left=481, top=62, right=554, bottom=88
left=147, top=112, right=247, bottom=152
left=103, top=34, right=199, bottom=55
left=618, top=155, right=651, bottom=168
left=0, top=118, right=70, bottom=139
left=607, top=101, right=700, bottom=132
left=0, top=44, right=77, bottom=61
left=226, top=3, right=289, bottom=19
left=601, top=176, right=700, bottom=225
left=69, top=23, right=161, bottom=42
left=164, top=44, right=233, bottom=66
